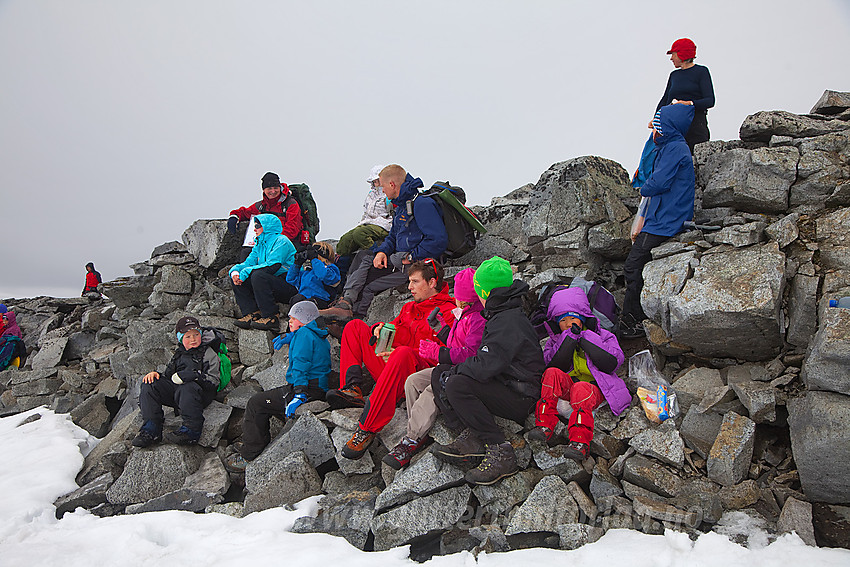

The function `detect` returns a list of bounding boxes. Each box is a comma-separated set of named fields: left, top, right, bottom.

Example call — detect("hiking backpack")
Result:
left=208, top=328, right=232, bottom=392
left=528, top=276, right=620, bottom=339
left=258, top=183, right=320, bottom=247
left=415, top=182, right=487, bottom=259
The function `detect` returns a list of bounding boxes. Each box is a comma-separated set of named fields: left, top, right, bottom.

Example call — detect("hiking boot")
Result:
left=251, top=314, right=280, bottom=332
left=618, top=317, right=646, bottom=340
left=464, top=442, right=518, bottom=485
left=527, top=426, right=553, bottom=443
left=563, top=440, right=590, bottom=461
left=325, top=319, right=348, bottom=341
left=341, top=427, right=376, bottom=460
left=319, top=298, right=354, bottom=322
left=383, top=436, right=421, bottom=470
left=326, top=384, right=365, bottom=409
left=224, top=453, right=250, bottom=473
left=131, top=420, right=162, bottom=448
left=234, top=311, right=260, bottom=330
left=164, top=426, right=201, bottom=445
left=431, top=428, right=486, bottom=465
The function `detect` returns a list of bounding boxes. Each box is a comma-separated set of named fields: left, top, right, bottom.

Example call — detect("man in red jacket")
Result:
left=228, top=172, right=304, bottom=258
left=326, top=259, right=456, bottom=458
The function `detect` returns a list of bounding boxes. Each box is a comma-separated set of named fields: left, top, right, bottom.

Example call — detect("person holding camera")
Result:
left=285, top=241, right=341, bottom=309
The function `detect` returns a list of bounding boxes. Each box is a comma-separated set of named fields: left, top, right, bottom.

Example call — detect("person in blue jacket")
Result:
left=620, top=103, right=695, bottom=339
left=229, top=213, right=297, bottom=332
left=286, top=241, right=341, bottom=309
left=224, top=301, right=331, bottom=472
left=321, top=164, right=448, bottom=320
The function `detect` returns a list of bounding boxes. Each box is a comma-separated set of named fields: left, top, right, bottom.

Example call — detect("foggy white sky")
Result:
left=1, top=0, right=848, bottom=299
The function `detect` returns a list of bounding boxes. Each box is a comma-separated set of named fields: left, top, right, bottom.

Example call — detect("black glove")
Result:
left=294, top=250, right=309, bottom=265
left=305, top=248, right=319, bottom=261
left=427, top=307, right=443, bottom=333
left=571, top=323, right=583, bottom=335
left=227, top=216, right=239, bottom=234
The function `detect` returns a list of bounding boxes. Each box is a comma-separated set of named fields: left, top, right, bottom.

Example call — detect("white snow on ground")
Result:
left=1, top=408, right=849, bottom=567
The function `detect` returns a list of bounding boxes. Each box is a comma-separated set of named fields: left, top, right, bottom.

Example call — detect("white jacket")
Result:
left=357, top=186, right=394, bottom=232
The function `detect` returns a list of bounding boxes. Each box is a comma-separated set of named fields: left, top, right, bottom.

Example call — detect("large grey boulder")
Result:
left=666, top=243, right=785, bottom=360
left=30, top=336, right=68, bottom=370
left=739, top=110, right=850, bottom=142
left=182, top=219, right=242, bottom=271
left=788, top=391, right=850, bottom=504
left=707, top=412, right=756, bottom=486
left=506, top=475, right=579, bottom=535
left=680, top=406, right=723, bottom=459
left=628, top=419, right=685, bottom=468
left=701, top=147, right=798, bottom=213
left=376, top=453, right=465, bottom=512
left=125, top=319, right=174, bottom=373
left=291, top=489, right=380, bottom=550
left=810, top=90, right=850, bottom=115
left=54, top=472, right=114, bottom=518
left=786, top=274, right=820, bottom=348
left=101, top=276, right=156, bottom=308
left=777, top=496, right=816, bottom=546
left=622, top=454, right=684, bottom=498
left=473, top=469, right=541, bottom=517
left=330, top=427, right=374, bottom=475
left=800, top=304, right=850, bottom=394
left=791, top=132, right=850, bottom=209
left=671, top=366, right=724, bottom=414
left=729, top=380, right=776, bottom=423
left=70, top=393, right=112, bottom=437
left=244, top=450, right=322, bottom=513
left=815, top=207, right=850, bottom=271
left=641, top=251, right=696, bottom=325
left=247, top=412, right=334, bottom=478
left=106, top=444, right=206, bottom=505
left=163, top=401, right=232, bottom=448
left=238, top=329, right=273, bottom=367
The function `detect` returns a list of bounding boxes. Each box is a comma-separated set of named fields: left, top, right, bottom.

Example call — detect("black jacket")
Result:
left=163, top=328, right=222, bottom=391
left=452, top=280, right=544, bottom=398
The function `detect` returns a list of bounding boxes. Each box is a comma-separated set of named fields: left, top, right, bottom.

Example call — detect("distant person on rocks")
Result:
left=654, top=37, right=714, bottom=153
left=320, top=164, right=448, bottom=322
left=286, top=241, right=341, bottom=310
left=382, top=267, right=486, bottom=470
left=620, top=103, right=695, bottom=339
left=0, top=305, right=25, bottom=370
left=527, top=287, right=629, bottom=461
left=334, top=165, right=394, bottom=285
left=230, top=214, right=297, bottom=332
left=81, top=262, right=102, bottom=299
left=132, top=316, right=223, bottom=447
left=326, top=259, right=456, bottom=460
left=431, top=256, right=544, bottom=485
left=227, top=171, right=303, bottom=261
left=224, top=301, right=331, bottom=472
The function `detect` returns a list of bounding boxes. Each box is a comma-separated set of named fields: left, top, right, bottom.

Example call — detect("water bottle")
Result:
left=829, top=297, right=850, bottom=308
left=374, top=323, right=396, bottom=354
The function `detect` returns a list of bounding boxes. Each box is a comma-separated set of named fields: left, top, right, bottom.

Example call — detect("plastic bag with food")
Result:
left=629, top=349, right=678, bottom=423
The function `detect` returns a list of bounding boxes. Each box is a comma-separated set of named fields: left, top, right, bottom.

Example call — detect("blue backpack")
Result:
left=631, top=134, right=658, bottom=189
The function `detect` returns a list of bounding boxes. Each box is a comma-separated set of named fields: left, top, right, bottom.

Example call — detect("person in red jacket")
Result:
left=227, top=172, right=303, bottom=259
left=82, top=262, right=102, bottom=299
left=326, top=259, right=456, bottom=458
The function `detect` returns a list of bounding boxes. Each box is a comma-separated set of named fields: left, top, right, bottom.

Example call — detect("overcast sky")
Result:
left=2, top=0, right=849, bottom=299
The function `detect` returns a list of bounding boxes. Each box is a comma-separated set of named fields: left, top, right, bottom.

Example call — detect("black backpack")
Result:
left=415, top=182, right=487, bottom=259
left=527, top=276, right=620, bottom=339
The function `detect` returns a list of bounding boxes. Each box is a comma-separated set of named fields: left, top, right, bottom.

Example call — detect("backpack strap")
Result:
left=586, top=284, right=601, bottom=310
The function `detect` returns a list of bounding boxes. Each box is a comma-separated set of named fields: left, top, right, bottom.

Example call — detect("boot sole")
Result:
left=326, top=391, right=365, bottom=409
left=382, top=455, right=407, bottom=470
left=431, top=448, right=485, bottom=467
left=465, top=467, right=519, bottom=486
left=563, top=447, right=588, bottom=462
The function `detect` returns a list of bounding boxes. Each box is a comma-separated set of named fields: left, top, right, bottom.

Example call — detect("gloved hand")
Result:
left=294, top=250, right=309, bottom=265
left=419, top=339, right=440, bottom=361
left=227, top=216, right=239, bottom=235
left=571, top=323, right=583, bottom=336
left=305, top=247, right=319, bottom=261
left=172, top=370, right=197, bottom=385
left=427, top=307, right=444, bottom=332
left=272, top=333, right=291, bottom=350
left=285, top=393, right=308, bottom=417
left=437, top=371, right=452, bottom=407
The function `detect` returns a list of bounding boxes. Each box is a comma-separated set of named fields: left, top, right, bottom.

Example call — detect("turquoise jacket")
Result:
left=286, top=319, right=331, bottom=391
left=230, top=214, right=296, bottom=282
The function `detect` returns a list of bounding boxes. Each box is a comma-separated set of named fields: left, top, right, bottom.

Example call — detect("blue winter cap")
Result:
left=0, top=304, right=7, bottom=314
left=558, top=311, right=586, bottom=323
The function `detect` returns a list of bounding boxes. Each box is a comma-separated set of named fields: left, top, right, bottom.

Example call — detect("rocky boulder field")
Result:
left=2, top=90, right=849, bottom=558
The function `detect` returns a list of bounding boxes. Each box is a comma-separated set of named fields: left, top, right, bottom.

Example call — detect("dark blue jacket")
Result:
left=286, top=258, right=341, bottom=302
left=376, top=174, right=448, bottom=261
left=640, top=104, right=695, bottom=237
left=286, top=319, right=331, bottom=391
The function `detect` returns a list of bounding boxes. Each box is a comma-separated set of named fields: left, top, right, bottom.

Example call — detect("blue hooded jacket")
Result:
left=286, top=319, right=331, bottom=390
left=376, top=174, right=448, bottom=261
left=640, top=104, right=695, bottom=237
left=230, top=214, right=296, bottom=281
left=286, top=258, right=341, bottom=302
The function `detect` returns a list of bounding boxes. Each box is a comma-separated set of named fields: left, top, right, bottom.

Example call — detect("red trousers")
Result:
left=340, top=319, right=431, bottom=433
left=535, top=367, right=603, bottom=445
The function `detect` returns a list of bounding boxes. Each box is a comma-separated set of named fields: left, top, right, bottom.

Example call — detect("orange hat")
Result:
left=667, top=38, right=696, bottom=60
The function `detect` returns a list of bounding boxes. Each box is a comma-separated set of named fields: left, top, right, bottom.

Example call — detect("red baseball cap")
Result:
left=667, top=38, right=696, bottom=60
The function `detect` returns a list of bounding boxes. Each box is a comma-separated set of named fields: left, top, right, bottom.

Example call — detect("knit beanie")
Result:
left=453, top=268, right=479, bottom=303
left=473, top=257, right=513, bottom=301
left=261, top=171, right=281, bottom=189
left=288, top=300, right=320, bottom=326
left=667, top=38, right=696, bottom=60
left=0, top=304, right=7, bottom=314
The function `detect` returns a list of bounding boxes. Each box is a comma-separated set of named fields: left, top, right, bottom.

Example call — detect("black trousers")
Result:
left=232, top=266, right=297, bottom=318
left=139, top=378, right=216, bottom=432
left=622, top=232, right=670, bottom=325
left=240, top=384, right=325, bottom=460
left=685, top=111, right=710, bottom=154
left=434, top=370, right=537, bottom=445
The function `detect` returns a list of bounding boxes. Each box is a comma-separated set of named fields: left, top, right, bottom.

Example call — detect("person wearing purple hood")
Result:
left=528, top=287, right=630, bottom=461
left=0, top=305, right=26, bottom=370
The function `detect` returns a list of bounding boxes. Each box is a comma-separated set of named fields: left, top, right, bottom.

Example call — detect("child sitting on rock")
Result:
left=528, top=287, right=630, bottom=461
left=225, top=301, right=331, bottom=472
left=133, top=316, right=223, bottom=447
left=285, top=241, right=341, bottom=309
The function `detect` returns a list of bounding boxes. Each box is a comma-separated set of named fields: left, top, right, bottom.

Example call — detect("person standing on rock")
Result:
left=81, top=262, right=102, bottom=299
left=224, top=301, right=331, bottom=473
left=229, top=214, right=297, bottom=332
left=527, top=287, right=629, bottom=461
left=132, top=316, right=223, bottom=447
left=654, top=37, right=714, bottom=154
left=430, top=256, right=544, bottom=485
left=620, top=103, right=695, bottom=339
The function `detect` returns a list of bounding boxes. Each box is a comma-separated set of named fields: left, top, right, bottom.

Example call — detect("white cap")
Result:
left=367, top=165, right=385, bottom=183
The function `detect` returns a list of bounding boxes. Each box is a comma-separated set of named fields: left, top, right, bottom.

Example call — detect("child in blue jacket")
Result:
left=225, top=301, right=331, bottom=472
left=286, top=241, right=341, bottom=309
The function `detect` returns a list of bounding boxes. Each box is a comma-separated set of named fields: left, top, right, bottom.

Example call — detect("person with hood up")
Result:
left=132, top=316, right=223, bottom=447
left=620, top=103, right=695, bottom=339
left=225, top=301, right=331, bottom=472
left=431, top=256, right=545, bottom=485
left=321, top=164, right=448, bottom=321
left=383, top=267, right=486, bottom=470
left=0, top=305, right=25, bottom=370
left=227, top=171, right=304, bottom=260
left=229, top=213, right=297, bottom=332
left=327, top=259, right=457, bottom=460
left=527, top=287, right=629, bottom=461
left=286, top=241, right=341, bottom=309
left=82, top=262, right=102, bottom=298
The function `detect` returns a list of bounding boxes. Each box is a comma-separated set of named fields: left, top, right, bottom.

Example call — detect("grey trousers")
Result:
left=404, top=367, right=439, bottom=440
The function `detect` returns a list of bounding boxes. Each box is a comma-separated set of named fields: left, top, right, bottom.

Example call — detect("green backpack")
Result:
left=209, top=328, right=232, bottom=392
left=287, top=183, right=320, bottom=244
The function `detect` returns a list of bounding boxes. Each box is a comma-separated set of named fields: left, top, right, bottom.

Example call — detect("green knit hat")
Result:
left=473, top=256, right=513, bottom=300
